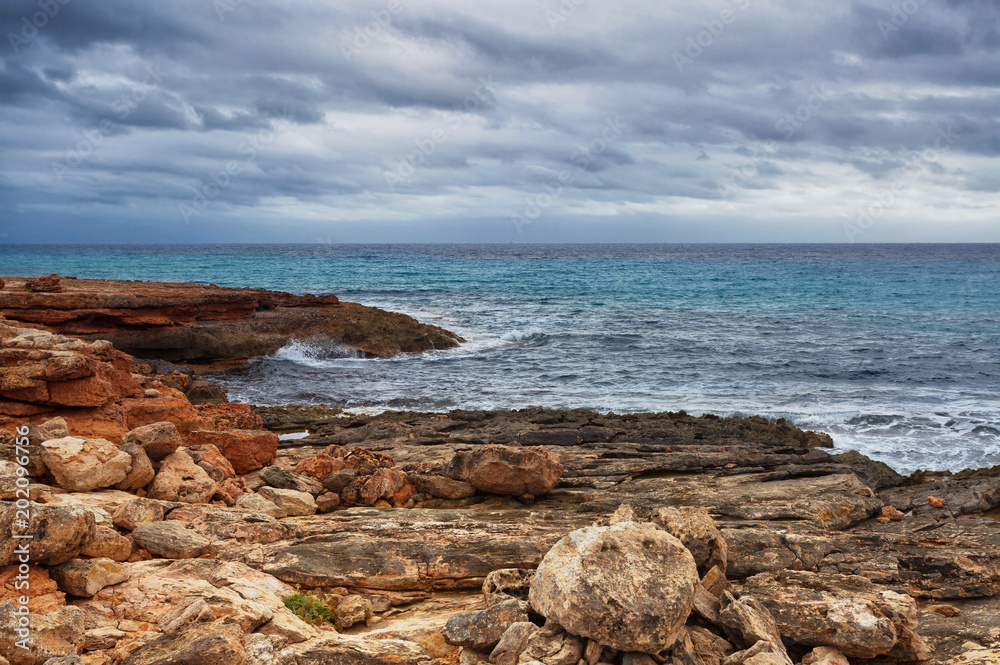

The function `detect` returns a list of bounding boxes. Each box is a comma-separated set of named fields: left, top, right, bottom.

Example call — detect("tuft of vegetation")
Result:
left=282, top=586, right=340, bottom=627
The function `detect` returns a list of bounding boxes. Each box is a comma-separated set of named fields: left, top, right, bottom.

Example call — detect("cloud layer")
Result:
left=1, top=0, right=998, bottom=242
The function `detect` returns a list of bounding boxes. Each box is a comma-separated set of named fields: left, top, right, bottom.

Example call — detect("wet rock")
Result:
left=113, top=442, right=155, bottom=492
left=259, top=466, right=323, bottom=496
left=147, top=449, right=217, bottom=504
left=650, top=505, right=728, bottom=576
left=528, top=521, right=699, bottom=654
left=187, top=429, right=278, bottom=474
left=186, top=443, right=236, bottom=482
left=0, top=602, right=84, bottom=665
left=443, top=598, right=529, bottom=650
left=121, top=422, right=183, bottom=462
left=445, top=444, right=562, bottom=497
left=40, top=437, right=132, bottom=491
left=411, top=474, right=476, bottom=499
left=744, top=570, right=931, bottom=660
left=0, top=503, right=96, bottom=565
left=119, top=620, right=246, bottom=665
left=258, top=487, right=317, bottom=516
left=50, top=558, right=129, bottom=597
left=236, top=492, right=288, bottom=519
left=131, top=521, right=211, bottom=559
left=112, top=498, right=165, bottom=531
left=80, top=526, right=132, bottom=561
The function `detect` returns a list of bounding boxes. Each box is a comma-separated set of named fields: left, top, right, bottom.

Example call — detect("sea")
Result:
left=2, top=243, right=998, bottom=475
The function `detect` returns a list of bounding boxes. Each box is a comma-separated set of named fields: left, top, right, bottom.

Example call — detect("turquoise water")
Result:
left=2, top=243, right=998, bottom=473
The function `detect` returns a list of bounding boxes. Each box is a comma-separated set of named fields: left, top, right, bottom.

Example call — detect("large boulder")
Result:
left=444, top=444, right=562, bottom=497
left=410, top=474, right=476, bottom=500
left=80, top=526, right=132, bottom=561
left=257, top=487, right=317, bottom=517
left=528, top=521, right=699, bottom=654
left=121, top=422, right=183, bottom=462
left=147, top=449, right=217, bottom=504
left=112, top=498, right=165, bottom=531
left=39, top=437, right=132, bottom=491
left=186, top=429, right=278, bottom=474
left=744, top=570, right=931, bottom=660
left=0, top=503, right=95, bottom=566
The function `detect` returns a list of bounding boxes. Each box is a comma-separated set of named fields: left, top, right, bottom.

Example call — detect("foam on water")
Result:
left=3, top=243, right=998, bottom=474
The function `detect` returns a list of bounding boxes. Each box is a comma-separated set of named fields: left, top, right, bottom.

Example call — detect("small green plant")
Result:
left=282, top=586, right=340, bottom=627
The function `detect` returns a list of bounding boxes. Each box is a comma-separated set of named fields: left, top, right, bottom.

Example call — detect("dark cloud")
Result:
left=0, top=0, right=998, bottom=242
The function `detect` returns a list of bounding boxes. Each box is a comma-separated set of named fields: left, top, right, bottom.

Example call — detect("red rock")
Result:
left=295, top=453, right=346, bottom=481
left=25, top=273, right=62, bottom=293
left=187, top=429, right=278, bottom=474
left=928, top=496, right=945, bottom=508
left=197, top=402, right=262, bottom=430
left=391, top=481, right=417, bottom=507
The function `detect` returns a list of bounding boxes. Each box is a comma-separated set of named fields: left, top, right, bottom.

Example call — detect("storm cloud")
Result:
left=0, top=0, right=997, bottom=242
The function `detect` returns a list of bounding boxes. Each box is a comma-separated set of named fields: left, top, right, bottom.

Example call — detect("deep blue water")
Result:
left=2, top=244, right=998, bottom=474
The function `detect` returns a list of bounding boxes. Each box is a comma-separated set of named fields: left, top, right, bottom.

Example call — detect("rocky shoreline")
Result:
left=0, top=277, right=998, bottom=665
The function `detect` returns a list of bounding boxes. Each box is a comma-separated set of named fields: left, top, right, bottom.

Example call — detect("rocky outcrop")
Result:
left=40, top=436, right=133, bottom=491
left=444, top=444, right=563, bottom=497
left=0, top=276, right=462, bottom=364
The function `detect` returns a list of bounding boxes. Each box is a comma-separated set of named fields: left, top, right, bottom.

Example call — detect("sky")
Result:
left=0, top=0, right=998, bottom=244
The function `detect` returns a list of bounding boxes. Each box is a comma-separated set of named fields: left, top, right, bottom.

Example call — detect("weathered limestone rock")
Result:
left=516, top=623, right=585, bottom=665
left=50, top=558, right=129, bottom=597
left=158, top=597, right=216, bottom=635
left=258, top=487, right=317, bottom=516
left=131, top=521, right=211, bottom=559
left=490, top=622, right=539, bottom=665
left=801, top=647, right=850, bottom=665
left=187, top=429, right=278, bottom=474
left=40, top=437, right=132, bottom=491
left=25, top=274, right=62, bottom=293
left=315, top=492, right=340, bottom=513
left=119, top=620, right=246, bottom=665
left=0, top=503, right=96, bottom=566
left=0, top=565, right=65, bottom=615
left=121, top=422, right=183, bottom=462
left=411, top=474, right=476, bottom=499
left=650, top=506, right=728, bottom=576
left=186, top=444, right=236, bottom=482
left=0, top=461, right=19, bottom=500
left=113, top=442, right=155, bottom=492
left=236, top=492, right=288, bottom=519
left=112, top=498, right=165, bottom=531
left=41, top=417, right=69, bottom=438
left=147, top=449, right=217, bottom=504
left=528, top=521, right=699, bottom=654
left=0, top=602, right=84, bottom=665
left=259, top=466, right=323, bottom=496
left=294, top=453, right=345, bottom=481
left=443, top=598, right=529, bottom=651
left=334, top=595, right=375, bottom=630
left=483, top=568, right=534, bottom=606
left=744, top=570, right=931, bottom=660
left=80, top=526, right=132, bottom=561
left=295, top=637, right=432, bottom=665
left=445, top=444, right=562, bottom=497
left=718, top=592, right=787, bottom=655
